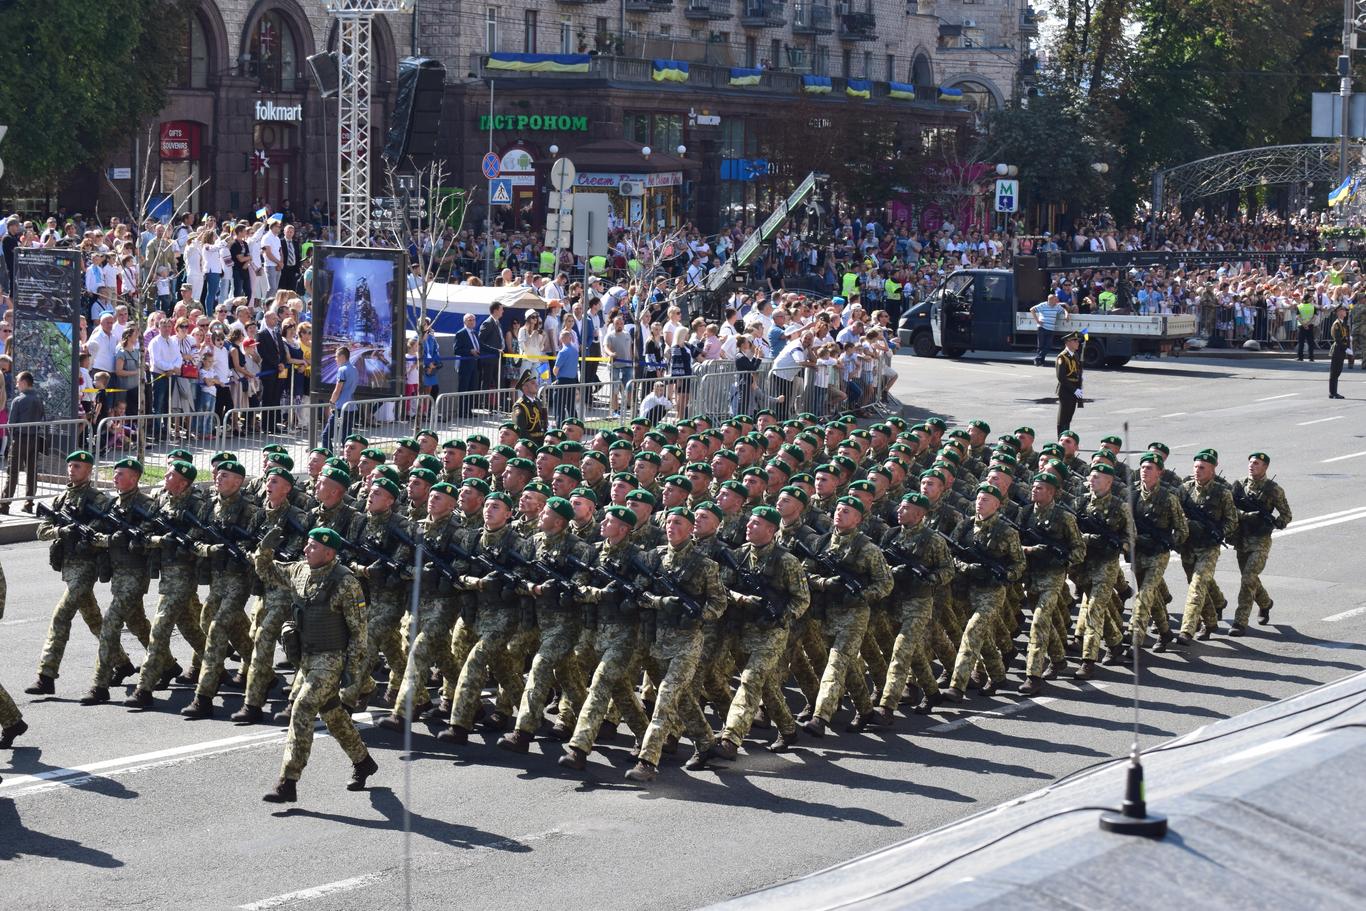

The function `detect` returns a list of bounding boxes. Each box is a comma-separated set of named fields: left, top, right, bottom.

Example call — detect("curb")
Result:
left=0, top=519, right=40, bottom=546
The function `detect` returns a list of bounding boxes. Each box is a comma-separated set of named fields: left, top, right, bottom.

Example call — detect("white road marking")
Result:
left=1320, top=450, right=1366, bottom=464
left=1297, top=415, right=1344, bottom=426
left=1159, top=412, right=1187, bottom=418
left=1322, top=606, right=1366, bottom=622
left=239, top=872, right=394, bottom=910
left=0, top=617, right=45, bottom=627
left=1275, top=506, right=1366, bottom=537
left=1256, top=393, right=1298, bottom=402
left=926, top=683, right=1113, bottom=733
left=1112, top=407, right=1152, bottom=414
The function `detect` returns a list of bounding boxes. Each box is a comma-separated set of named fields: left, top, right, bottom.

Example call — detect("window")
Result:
left=486, top=8, right=497, bottom=53
left=560, top=17, right=573, bottom=54
left=814, top=45, right=829, bottom=76
left=690, top=28, right=704, bottom=41
left=920, top=127, right=958, bottom=158
left=885, top=53, right=895, bottom=82
left=745, top=36, right=757, bottom=68
left=862, top=51, right=872, bottom=79
left=523, top=10, right=537, bottom=53
left=954, top=80, right=999, bottom=114
left=841, top=49, right=851, bottom=78
left=596, top=17, right=609, bottom=38
left=177, top=12, right=210, bottom=89
left=247, top=12, right=300, bottom=92
left=769, top=39, right=780, bottom=69
left=624, top=113, right=650, bottom=144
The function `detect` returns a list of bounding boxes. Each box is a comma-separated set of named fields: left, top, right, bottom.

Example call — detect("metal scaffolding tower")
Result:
left=328, top=0, right=408, bottom=246
left=1151, top=143, right=1366, bottom=212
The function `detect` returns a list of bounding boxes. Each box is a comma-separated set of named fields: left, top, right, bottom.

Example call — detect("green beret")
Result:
left=629, top=417, right=649, bottom=427
left=570, top=486, right=599, bottom=505
left=925, top=417, right=947, bottom=430
left=634, top=451, right=662, bottom=466
left=832, top=455, right=857, bottom=472
left=779, top=485, right=810, bottom=505
left=686, top=461, right=714, bottom=477
left=320, top=466, right=351, bottom=486
left=491, top=444, right=516, bottom=459
left=417, top=454, right=442, bottom=474
left=1138, top=452, right=1163, bottom=466
left=265, top=452, right=295, bottom=471
left=461, top=477, right=491, bottom=495
left=217, top=460, right=247, bottom=477
left=920, top=468, right=946, bottom=483
left=545, top=496, right=574, bottom=522
left=719, top=480, right=747, bottom=497
left=780, top=443, right=804, bottom=459
left=767, top=460, right=793, bottom=477
left=343, top=434, right=369, bottom=446
left=847, top=479, right=876, bottom=495
left=644, top=431, right=669, bottom=446
left=371, top=476, right=401, bottom=499
left=431, top=481, right=459, bottom=498
left=750, top=505, right=781, bottom=527
left=740, top=466, right=767, bottom=482
left=1249, top=451, right=1270, bottom=464
left=263, top=466, right=294, bottom=487
left=442, top=438, right=467, bottom=451
left=1059, top=430, right=1080, bottom=443
left=754, top=409, right=774, bottom=419
left=309, top=446, right=334, bottom=457
left=735, top=436, right=760, bottom=451
left=937, top=449, right=962, bottom=466
left=562, top=417, right=585, bottom=430
left=1100, top=435, right=1123, bottom=447
left=990, top=452, right=1018, bottom=467
left=553, top=464, right=584, bottom=482
left=1148, top=441, right=1170, bottom=455
left=1041, top=442, right=1065, bottom=456
left=715, top=449, right=739, bottom=464
left=947, top=428, right=970, bottom=441
left=611, top=471, right=639, bottom=487
left=604, top=504, right=637, bottom=527
left=582, top=450, right=608, bottom=468
left=664, top=506, right=694, bottom=523
left=486, top=491, right=513, bottom=508
left=209, top=450, right=236, bottom=465
left=359, top=447, right=386, bottom=464
left=1014, top=426, right=1036, bottom=437
left=559, top=441, right=586, bottom=456
left=501, top=457, right=531, bottom=473
left=1194, top=449, right=1218, bottom=466
left=308, top=527, right=344, bottom=550
left=464, top=454, right=490, bottom=469
left=409, top=468, right=438, bottom=485
left=525, top=479, right=551, bottom=496
left=836, top=495, right=866, bottom=515
left=1203, top=448, right=1219, bottom=461
left=609, top=439, right=634, bottom=452
left=166, top=448, right=194, bottom=463
left=664, top=474, right=693, bottom=493
left=625, top=489, right=657, bottom=507
left=695, top=500, right=723, bottom=521
left=1033, top=471, right=1061, bottom=487
left=261, top=443, right=288, bottom=456
left=997, top=435, right=1021, bottom=450
left=901, top=491, right=931, bottom=509
left=969, top=419, right=991, bottom=434
left=1090, top=463, right=1116, bottom=476
left=467, top=434, right=490, bottom=446
left=975, top=482, right=1003, bottom=500
left=375, top=465, right=401, bottom=484
left=536, top=444, right=562, bottom=458
left=113, top=457, right=143, bottom=473
left=417, top=428, right=439, bottom=441
left=325, top=457, right=349, bottom=473
left=169, top=460, right=197, bottom=482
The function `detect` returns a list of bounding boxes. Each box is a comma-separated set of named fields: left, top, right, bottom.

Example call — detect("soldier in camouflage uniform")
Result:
left=711, top=505, right=810, bottom=758
left=1, top=562, right=31, bottom=752
left=1130, top=453, right=1188, bottom=654
left=560, top=506, right=654, bottom=771
left=258, top=527, right=378, bottom=803
left=797, top=496, right=894, bottom=737
left=80, top=458, right=156, bottom=705
left=1017, top=472, right=1086, bottom=696
left=182, top=460, right=260, bottom=719
left=1177, top=450, right=1238, bottom=644
left=498, top=497, right=595, bottom=752
left=1070, top=463, right=1132, bottom=678
left=623, top=507, right=727, bottom=783
left=874, top=492, right=954, bottom=719
left=29, top=451, right=133, bottom=696
left=1230, top=452, right=1291, bottom=633
left=438, top=492, right=532, bottom=742
left=232, top=468, right=309, bottom=722
left=941, top=484, right=1026, bottom=701
left=568, top=487, right=602, bottom=543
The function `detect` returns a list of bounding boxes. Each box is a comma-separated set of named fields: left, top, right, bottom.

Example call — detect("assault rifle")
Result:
left=715, top=548, right=785, bottom=625
left=630, top=554, right=704, bottom=620
left=999, top=514, right=1071, bottom=563
left=790, top=538, right=865, bottom=596
left=131, top=502, right=195, bottom=552
left=36, top=502, right=100, bottom=544
left=1134, top=511, right=1176, bottom=552
left=881, top=541, right=936, bottom=584
left=1232, top=484, right=1278, bottom=534
left=933, top=529, right=1011, bottom=584
left=1075, top=512, right=1128, bottom=552
left=335, top=528, right=405, bottom=577
left=1182, top=497, right=1231, bottom=549
left=181, top=508, right=253, bottom=564
left=562, top=551, right=646, bottom=602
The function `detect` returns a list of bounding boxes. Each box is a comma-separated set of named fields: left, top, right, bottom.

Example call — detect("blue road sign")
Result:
left=481, top=152, right=501, bottom=180
left=489, top=178, right=513, bottom=206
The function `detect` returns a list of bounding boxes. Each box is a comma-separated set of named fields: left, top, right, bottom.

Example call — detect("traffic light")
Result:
left=382, top=57, right=446, bottom=168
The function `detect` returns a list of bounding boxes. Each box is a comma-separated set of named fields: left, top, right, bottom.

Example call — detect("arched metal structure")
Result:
left=1152, top=143, right=1366, bottom=211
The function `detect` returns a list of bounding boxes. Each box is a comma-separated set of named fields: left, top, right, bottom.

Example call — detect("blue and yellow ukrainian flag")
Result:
left=652, top=59, right=690, bottom=83
left=846, top=79, right=871, bottom=99
left=803, top=75, right=833, bottom=95
left=1328, top=175, right=1356, bottom=207
left=729, top=67, right=762, bottom=87
left=938, top=85, right=965, bottom=103
left=486, top=53, right=591, bottom=73
left=888, top=81, right=916, bottom=101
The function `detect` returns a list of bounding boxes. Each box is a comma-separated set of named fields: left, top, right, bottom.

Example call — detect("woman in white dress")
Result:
left=184, top=230, right=205, bottom=303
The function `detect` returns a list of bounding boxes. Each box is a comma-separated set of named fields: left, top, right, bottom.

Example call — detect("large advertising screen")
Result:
left=309, top=246, right=405, bottom=398
left=12, top=247, right=81, bottom=419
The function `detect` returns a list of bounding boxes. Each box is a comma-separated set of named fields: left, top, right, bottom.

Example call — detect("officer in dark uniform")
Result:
left=1055, top=332, right=1084, bottom=437
left=512, top=370, right=548, bottom=446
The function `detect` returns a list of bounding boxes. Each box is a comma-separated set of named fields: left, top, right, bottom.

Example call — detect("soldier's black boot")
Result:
left=156, top=662, right=183, bottom=691
left=558, top=746, right=587, bottom=771
left=1258, top=600, right=1273, bottom=625
left=752, top=706, right=772, bottom=730
left=1073, top=659, right=1096, bottom=681
left=940, top=686, right=965, bottom=702
left=624, top=759, right=658, bottom=783
left=0, top=719, right=28, bottom=749
left=711, top=738, right=739, bottom=761
left=111, top=661, right=138, bottom=686
left=1228, top=623, right=1247, bottom=637
left=181, top=695, right=214, bottom=719
left=767, top=729, right=799, bottom=753
left=79, top=686, right=110, bottom=706
left=911, top=691, right=941, bottom=714
left=799, top=716, right=827, bottom=737
left=435, top=725, right=469, bottom=744
left=497, top=730, right=533, bottom=754
left=375, top=712, right=406, bottom=731
left=346, top=754, right=378, bottom=791
left=263, top=778, right=298, bottom=803
left=272, top=706, right=293, bottom=725
left=231, top=704, right=264, bottom=724
left=175, top=665, right=200, bottom=686
left=1019, top=676, right=1044, bottom=697
left=123, top=689, right=154, bottom=709
left=871, top=706, right=896, bottom=727
left=846, top=710, right=876, bottom=733
left=24, top=674, right=55, bottom=696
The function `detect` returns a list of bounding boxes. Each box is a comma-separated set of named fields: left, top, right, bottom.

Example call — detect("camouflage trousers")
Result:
left=721, top=623, right=792, bottom=743
left=450, top=607, right=524, bottom=729
left=568, top=621, right=649, bottom=755
left=950, top=585, right=1008, bottom=690
left=280, top=651, right=368, bottom=782
left=1076, top=559, right=1122, bottom=661
left=929, top=590, right=962, bottom=673
left=638, top=627, right=710, bottom=766
left=693, top=621, right=737, bottom=718
left=0, top=682, right=20, bottom=728
left=92, top=571, right=152, bottom=688
left=196, top=571, right=254, bottom=699
left=860, top=609, right=894, bottom=691
left=1131, top=552, right=1172, bottom=648
left=787, top=616, right=826, bottom=708
left=878, top=594, right=937, bottom=711
left=1023, top=569, right=1071, bottom=678
left=812, top=603, right=873, bottom=722
left=244, top=594, right=293, bottom=709
left=1234, top=537, right=1273, bottom=627
left=1179, top=547, right=1223, bottom=636
left=39, top=561, right=127, bottom=680
left=344, top=590, right=408, bottom=706
left=391, top=597, right=458, bottom=719
left=136, top=564, right=205, bottom=694
left=515, top=611, right=586, bottom=736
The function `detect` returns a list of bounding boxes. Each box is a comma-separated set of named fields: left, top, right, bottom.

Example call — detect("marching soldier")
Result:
left=0, top=562, right=30, bottom=753
left=257, top=527, right=378, bottom=803
left=1071, top=464, right=1131, bottom=679
left=1131, top=453, right=1188, bottom=653
left=1230, top=452, right=1291, bottom=633
left=1017, top=471, right=1084, bottom=695
left=1177, top=450, right=1238, bottom=644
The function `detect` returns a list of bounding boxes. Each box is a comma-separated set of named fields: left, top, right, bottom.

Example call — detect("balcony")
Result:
left=1019, top=7, right=1040, bottom=37
left=740, top=0, right=786, bottom=28
left=624, top=0, right=674, bottom=10
left=684, top=0, right=733, bottom=19
left=792, top=2, right=834, bottom=34
left=838, top=10, right=876, bottom=41
left=556, top=0, right=610, bottom=5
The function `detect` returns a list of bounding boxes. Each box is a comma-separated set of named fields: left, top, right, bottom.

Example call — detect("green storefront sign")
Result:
left=479, top=114, right=589, bottom=132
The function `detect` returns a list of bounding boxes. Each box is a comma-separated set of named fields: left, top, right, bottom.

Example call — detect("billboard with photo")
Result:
left=309, top=245, right=406, bottom=398
left=12, top=247, right=82, bottom=419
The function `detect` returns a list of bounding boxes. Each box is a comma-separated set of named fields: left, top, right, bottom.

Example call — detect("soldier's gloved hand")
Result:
left=91, top=532, right=112, bottom=549
left=479, top=574, right=503, bottom=593
left=194, top=542, right=213, bottom=559
left=366, top=559, right=386, bottom=579
left=963, top=562, right=984, bottom=580
left=211, top=543, right=230, bottom=559
left=259, top=528, right=283, bottom=552
left=733, top=593, right=762, bottom=608
left=601, top=580, right=622, bottom=598
left=110, top=530, right=130, bottom=549
left=58, top=526, right=78, bottom=546
left=148, top=535, right=165, bottom=549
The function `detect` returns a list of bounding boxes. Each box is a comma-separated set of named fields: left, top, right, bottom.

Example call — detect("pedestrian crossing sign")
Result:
left=490, top=178, right=513, bottom=206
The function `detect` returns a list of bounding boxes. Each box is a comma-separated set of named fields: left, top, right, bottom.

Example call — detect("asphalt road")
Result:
left=2, top=350, right=1365, bottom=911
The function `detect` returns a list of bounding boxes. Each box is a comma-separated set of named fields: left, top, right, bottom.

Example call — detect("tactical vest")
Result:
left=652, top=551, right=704, bottom=631
left=742, top=545, right=791, bottom=627
left=294, top=563, right=350, bottom=654
left=594, top=543, right=641, bottom=624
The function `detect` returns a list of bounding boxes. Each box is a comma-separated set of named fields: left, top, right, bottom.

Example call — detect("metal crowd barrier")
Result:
left=0, top=418, right=93, bottom=512
left=91, top=411, right=221, bottom=481
left=220, top=401, right=332, bottom=472
left=432, top=388, right=518, bottom=438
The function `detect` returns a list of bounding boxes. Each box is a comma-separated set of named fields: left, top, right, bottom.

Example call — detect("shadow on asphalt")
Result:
left=275, top=787, right=534, bottom=852
left=0, top=800, right=125, bottom=868
left=6, top=745, right=141, bottom=800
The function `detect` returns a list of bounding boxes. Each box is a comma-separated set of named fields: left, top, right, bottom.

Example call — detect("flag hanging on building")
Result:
left=938, top=85, right=965, bottom=103
left=652, top=59, right=690, bottom=83
left=729, top=67, right=762, bottom=87
left=802, top=75, right=832, bottom=95
left=888, top=81, right=916, bottom=100
left=486, top=53, right=591, bottom=73
left=1328, top=175, right=1356, bottom=207
left=845, top=79, right=871, bottom=99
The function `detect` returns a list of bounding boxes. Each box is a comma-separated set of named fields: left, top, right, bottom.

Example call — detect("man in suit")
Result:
left=1, top=372, right=44, bottom=514
left=477, top=302, right=506, bottom=403
left=257, top=311, right=285, bottom=432
left=454, top=312, right=481, bottom=418
left=279, top=224, right=303, bottom=293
